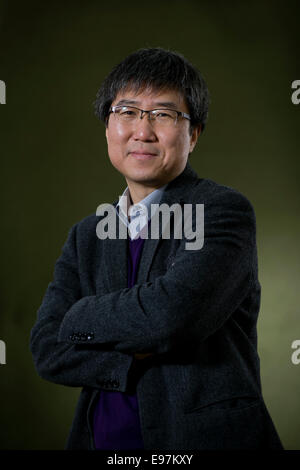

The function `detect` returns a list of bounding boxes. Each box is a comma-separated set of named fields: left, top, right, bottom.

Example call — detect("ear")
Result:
left=189, top=125, right=202, bottom=153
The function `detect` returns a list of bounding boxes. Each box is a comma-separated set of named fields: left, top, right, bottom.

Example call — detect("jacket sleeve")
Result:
left=57, top=189, right=257, bottom=355
left=29, top=224, right=134, bottom=390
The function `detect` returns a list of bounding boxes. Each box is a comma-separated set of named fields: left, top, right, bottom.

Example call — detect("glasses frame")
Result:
left=108, top=105, right=191, bottom=125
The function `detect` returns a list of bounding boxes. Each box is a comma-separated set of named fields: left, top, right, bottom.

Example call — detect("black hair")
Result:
left=94, top=47, right=209, bottom=133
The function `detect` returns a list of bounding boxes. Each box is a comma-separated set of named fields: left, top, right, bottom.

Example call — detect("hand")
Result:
left=134, top=352, right=154, bottom=360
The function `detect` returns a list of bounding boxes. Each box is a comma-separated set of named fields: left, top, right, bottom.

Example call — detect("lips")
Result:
left=129, top=151, right=158, bottom=160
left=129, top=150, right=157, bottom=158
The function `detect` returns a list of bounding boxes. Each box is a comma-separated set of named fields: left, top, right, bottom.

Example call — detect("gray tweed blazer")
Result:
left=30, top=162, right=283, bottom=450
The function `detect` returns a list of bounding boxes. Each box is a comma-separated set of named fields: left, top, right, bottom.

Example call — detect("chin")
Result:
left=127, top=170, right=158, bottom=181
left=131, top=177, right=157, bottom=184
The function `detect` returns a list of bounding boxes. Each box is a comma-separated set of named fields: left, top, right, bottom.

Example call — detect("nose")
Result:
left=131, top=113, right=157, bottom=142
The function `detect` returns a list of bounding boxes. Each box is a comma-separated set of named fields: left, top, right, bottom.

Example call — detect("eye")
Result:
left=152, top=110, right=175, bottom=120
left=156, top=112, right=171, bottom=118
left=120, top=108, right=135, bottom=116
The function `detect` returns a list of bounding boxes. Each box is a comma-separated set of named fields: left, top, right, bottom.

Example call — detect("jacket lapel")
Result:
left=136, top=163, right=199, bottom=283
left=101, top=207, right=128, bottom=292
left=102, top=162, right=199, bottom=292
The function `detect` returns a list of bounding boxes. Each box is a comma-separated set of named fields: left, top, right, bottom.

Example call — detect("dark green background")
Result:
left=0, top=0, right=299, bottom=450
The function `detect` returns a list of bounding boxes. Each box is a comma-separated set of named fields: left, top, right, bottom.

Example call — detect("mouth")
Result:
left=129, top=152, right=158, bottom=160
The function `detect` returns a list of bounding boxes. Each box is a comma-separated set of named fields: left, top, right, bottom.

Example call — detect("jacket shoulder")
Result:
left=64, top=212, right=105, bottom=248
left=192, top=177, right=256, bottom=213
left=76, top=212, right=100, bottom=231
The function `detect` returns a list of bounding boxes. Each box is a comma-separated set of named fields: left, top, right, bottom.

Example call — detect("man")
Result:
left=30, top=48, right=284, bottom=450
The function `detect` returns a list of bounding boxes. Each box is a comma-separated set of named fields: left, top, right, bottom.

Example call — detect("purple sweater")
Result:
left=93, top=236, right=145, bottom=449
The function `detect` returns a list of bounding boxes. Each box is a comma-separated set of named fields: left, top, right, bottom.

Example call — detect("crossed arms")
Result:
left=30, top=189, right=256, bottom=391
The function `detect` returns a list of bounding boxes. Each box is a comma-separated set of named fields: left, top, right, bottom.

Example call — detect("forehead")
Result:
left=112, top=86, right=188, bottom=111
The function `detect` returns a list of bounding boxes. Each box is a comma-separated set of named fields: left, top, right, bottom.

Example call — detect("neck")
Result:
left=126, top=182, right=163, bottom=204
left=129, top=188, right=155, bottom=205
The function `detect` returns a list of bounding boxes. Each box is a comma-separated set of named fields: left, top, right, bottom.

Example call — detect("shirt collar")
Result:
left=116, top=184, right=167, bottom=224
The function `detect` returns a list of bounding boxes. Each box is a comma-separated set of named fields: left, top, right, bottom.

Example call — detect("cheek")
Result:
left=159, top=132, right=190, bottom=156
left=106, top=126, right=128, bottom=153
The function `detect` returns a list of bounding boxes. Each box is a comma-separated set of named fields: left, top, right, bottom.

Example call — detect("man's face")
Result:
left=105, top=87, right=200, bottom=194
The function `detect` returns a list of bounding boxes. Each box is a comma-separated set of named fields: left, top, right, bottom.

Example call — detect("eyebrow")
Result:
left=115, top=99, right=179, bottom=109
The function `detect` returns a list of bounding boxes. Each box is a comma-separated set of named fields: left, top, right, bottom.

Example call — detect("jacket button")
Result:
left=70, top=333, right=80, bottom=341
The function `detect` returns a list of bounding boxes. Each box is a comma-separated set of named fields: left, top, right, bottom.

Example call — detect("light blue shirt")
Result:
left=116, top=184, right=167, bottom=240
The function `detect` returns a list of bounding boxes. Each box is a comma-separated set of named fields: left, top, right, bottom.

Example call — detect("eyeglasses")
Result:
left=108, top=105, right=191, bottom=127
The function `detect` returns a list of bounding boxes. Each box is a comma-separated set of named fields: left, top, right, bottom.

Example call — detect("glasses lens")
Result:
left=114, top=106, right=139, bottom=121
left=112, top=106, right=178, bottom=126
left=151, top=109, right=177, bottom=125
